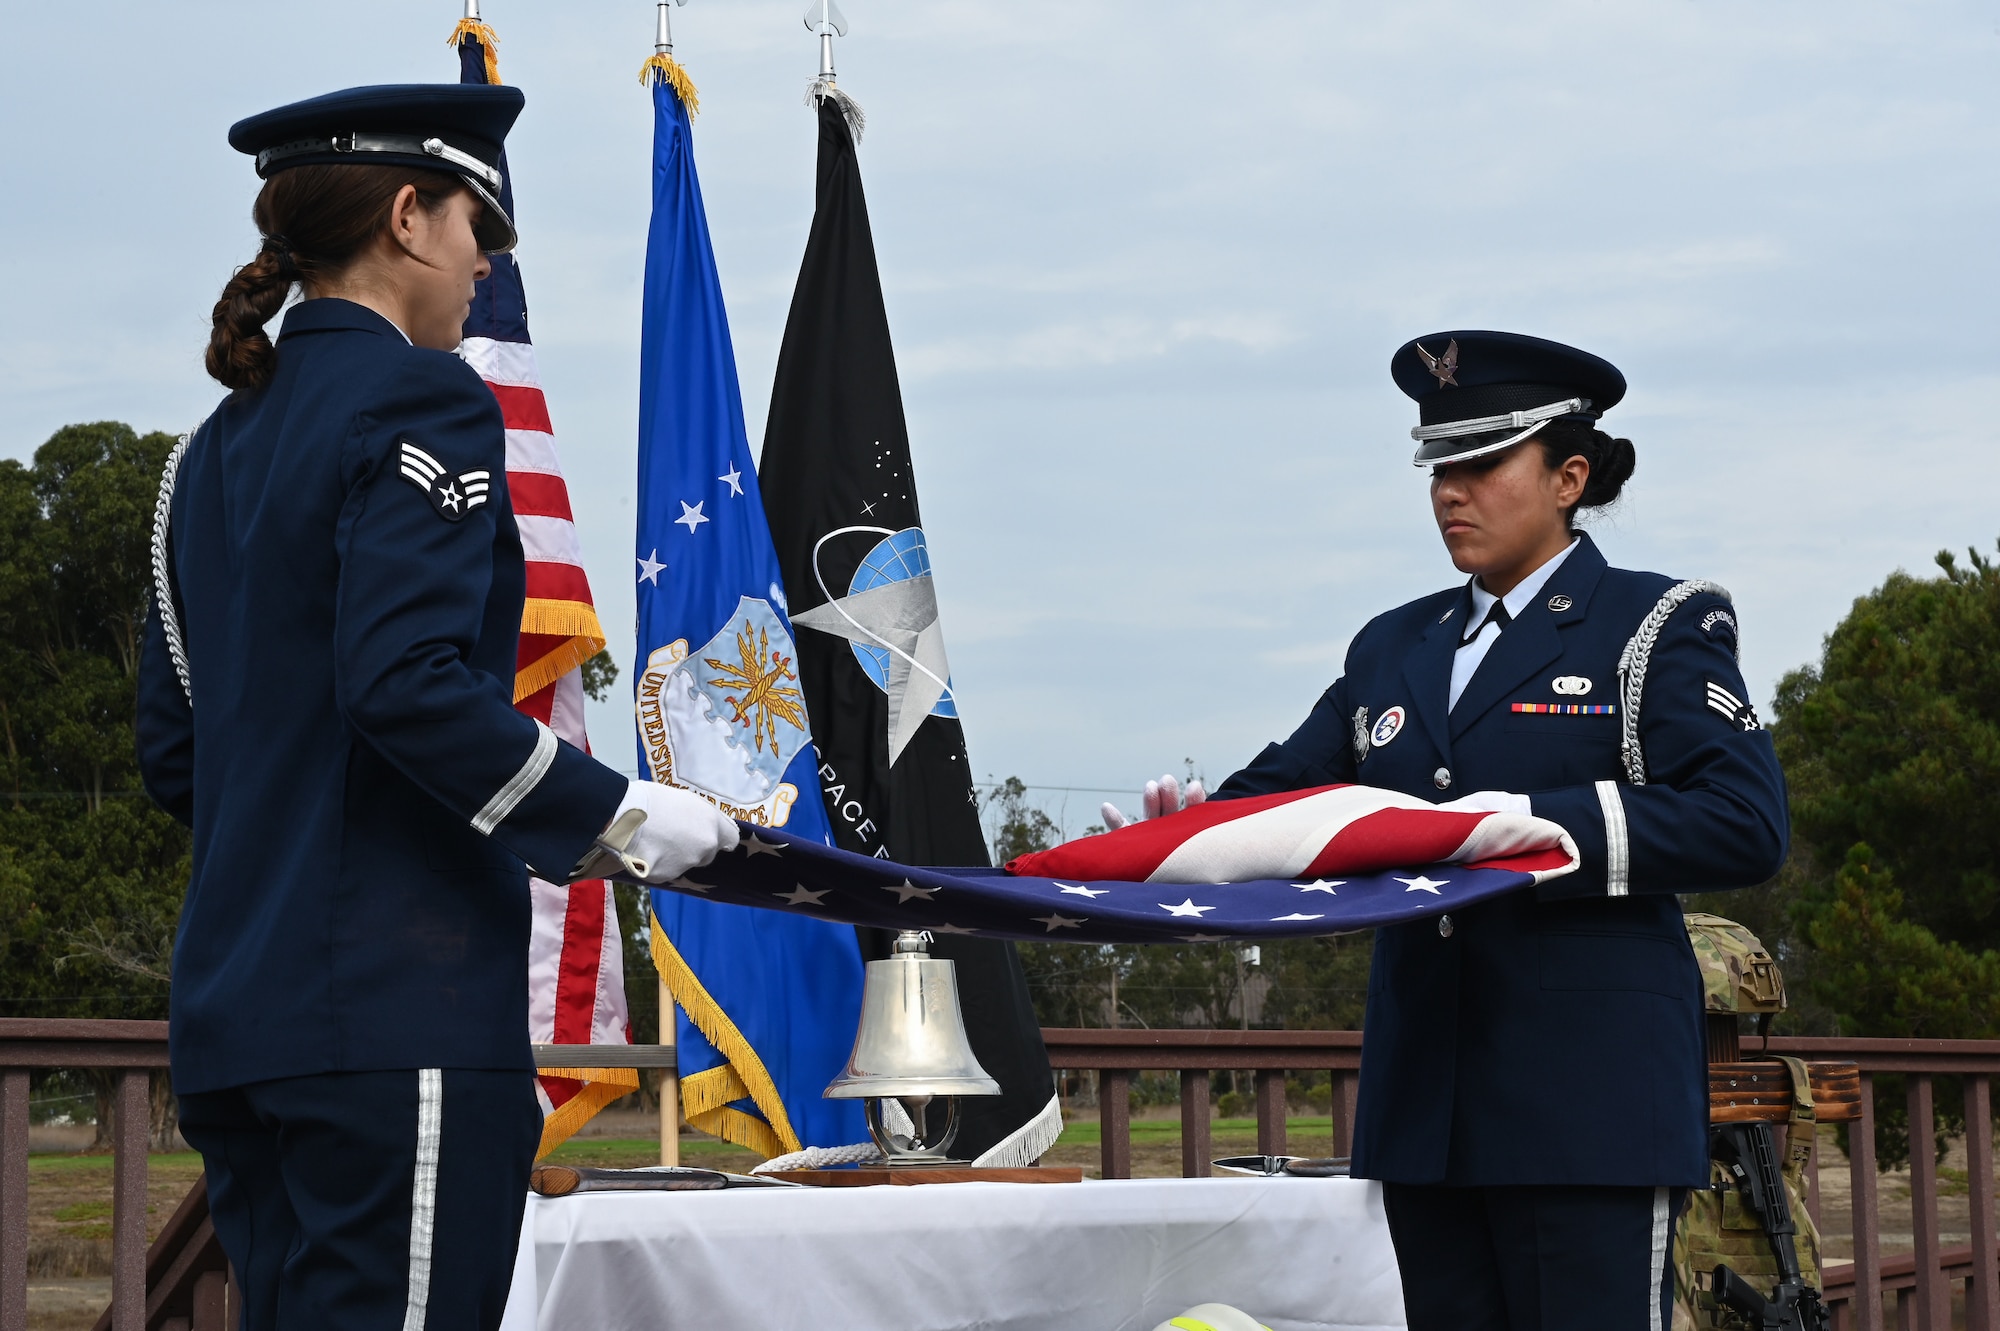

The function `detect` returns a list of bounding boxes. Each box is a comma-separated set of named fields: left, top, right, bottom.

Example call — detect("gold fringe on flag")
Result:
left=533, top=1067, right=641, bottom=1160
left=512, top=600, right=609, bottom=703
left=638, top=52, right=700, bottom=114
left=650, top=916, right=801, bottom=1160
left=447, top=19, right=503, bottom=85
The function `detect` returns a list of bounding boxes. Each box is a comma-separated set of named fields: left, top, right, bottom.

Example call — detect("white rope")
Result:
left=1615, top=579, right=1732, bottom=785
left=751, top=1141, right=884, bottom=1174
left=150, top=427, right=199, bottom=707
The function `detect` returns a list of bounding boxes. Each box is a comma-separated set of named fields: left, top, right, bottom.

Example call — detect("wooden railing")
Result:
left=0, top=1018, right=203, bottom=1331
left=1047, top=1028, right=2000, bottom=1331
left=8, top=1019, right=1996, bottom=1331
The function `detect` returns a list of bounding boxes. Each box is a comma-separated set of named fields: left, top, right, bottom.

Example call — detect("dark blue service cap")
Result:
left=228, top=84, right=525, bottom=253
left=1390, top=330, right=1626, bottom=467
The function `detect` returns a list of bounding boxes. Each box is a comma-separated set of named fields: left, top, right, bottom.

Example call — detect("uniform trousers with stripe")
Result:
left=1382, top=1182, right=1688, bottom=1331
left=179, top=1068, right=541, bottom=1331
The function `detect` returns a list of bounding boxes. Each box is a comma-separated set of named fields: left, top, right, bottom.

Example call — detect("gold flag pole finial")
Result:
left=448, top=0, right=503, bottom=85
left=639, top=0, right=700, bottom=113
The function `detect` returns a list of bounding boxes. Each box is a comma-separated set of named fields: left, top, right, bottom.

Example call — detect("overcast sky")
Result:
left=5, top=1, right=1996, bottom=832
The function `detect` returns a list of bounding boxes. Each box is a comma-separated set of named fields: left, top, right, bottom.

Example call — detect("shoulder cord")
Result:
left=1615, top=579, right=1734, bottom=785
left=151, top=426, right=200, bottom=707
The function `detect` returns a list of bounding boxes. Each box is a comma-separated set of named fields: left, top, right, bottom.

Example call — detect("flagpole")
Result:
left=660, top=977, right=680, bottom=1166
left=649, top=0, right=687, bottom=1171
left=805, top=0, right=846, bottom=84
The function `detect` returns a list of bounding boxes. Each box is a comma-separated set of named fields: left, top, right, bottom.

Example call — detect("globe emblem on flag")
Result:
left=845, top=529, right=958, bottom=719
left=793, top=525, right=961, bottom=763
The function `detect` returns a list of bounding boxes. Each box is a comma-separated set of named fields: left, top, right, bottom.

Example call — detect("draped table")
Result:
left=497, top=1175, right=1405, bottom=1331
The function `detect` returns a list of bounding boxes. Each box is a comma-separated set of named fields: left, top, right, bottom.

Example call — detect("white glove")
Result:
left=1435, top=790, right=1532, bottom=816
left=575, top=780, right=740, bottom=884
left=1101, top=774, right=1207, bottom=831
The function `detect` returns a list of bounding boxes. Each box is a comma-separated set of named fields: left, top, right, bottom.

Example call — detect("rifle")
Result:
left=1706, top=1121, right=1828, bottom=1331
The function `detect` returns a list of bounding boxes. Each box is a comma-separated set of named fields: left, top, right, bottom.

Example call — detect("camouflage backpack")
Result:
left=1672, top=915, right=1822, bottom=1331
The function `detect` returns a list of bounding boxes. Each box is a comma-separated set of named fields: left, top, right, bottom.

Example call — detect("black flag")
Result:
left=760, top=92, right=1059, bottom=1166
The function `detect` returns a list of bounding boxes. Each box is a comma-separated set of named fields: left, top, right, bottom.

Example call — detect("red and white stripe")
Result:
left=461, top=335, right=631, bottom=1121
left=1007, top=784, right=1580, bottom=886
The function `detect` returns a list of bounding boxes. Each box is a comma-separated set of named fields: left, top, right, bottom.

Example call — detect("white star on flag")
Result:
left=1058, top=883, right=1109, bottom=898
left=1294, top=879, right=1343, bottom=894
left=740, top=835, right=784, bottom=858
left=1031, top=912, right=1085, bottom=932
left=1398, top=875, right=1449, bottom=895
left=636, top=549, right=666, bottom=585
left=668, top=876, right=713, bottom=894
left=719, top=464, right=744, bottom=497
left=932, top=923, right=978, bottom=935
left=882, top=880, right=938, bottom=903
left=1161, top=898, right=1216, bottom=918
left=675, top=500, right=708, bottom=533
left=1272, top=912, right=1325, bottom=922
left=775, top=884, right=829, bottom=906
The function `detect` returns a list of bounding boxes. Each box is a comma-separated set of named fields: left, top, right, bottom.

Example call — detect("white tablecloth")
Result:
left=498, top=1176, right=1405, bottom=1331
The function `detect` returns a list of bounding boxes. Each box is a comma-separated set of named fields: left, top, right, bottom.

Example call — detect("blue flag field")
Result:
left=631, top=63, right=866, bottom=1161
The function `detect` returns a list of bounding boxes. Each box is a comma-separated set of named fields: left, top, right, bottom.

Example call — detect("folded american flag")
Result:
left=657, top=785, right=1578, bottom=944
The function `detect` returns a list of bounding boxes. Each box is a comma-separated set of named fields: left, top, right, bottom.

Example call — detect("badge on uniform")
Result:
left=1705, top=681, right=1763, bottom=731
left=1351, top=707, right=1371, bottom=764
left=399, top=440, right=491, bottom=523
left=1370, top=706, right=1406, bottom=748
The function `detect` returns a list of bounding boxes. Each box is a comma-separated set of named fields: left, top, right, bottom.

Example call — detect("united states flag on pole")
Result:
left=451, top=17, right=636, bottom=1157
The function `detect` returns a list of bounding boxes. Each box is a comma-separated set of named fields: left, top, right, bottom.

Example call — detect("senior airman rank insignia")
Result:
left=399, top=440, right=491, bottom=523
left=1705, top=680, right=1763, bottom=731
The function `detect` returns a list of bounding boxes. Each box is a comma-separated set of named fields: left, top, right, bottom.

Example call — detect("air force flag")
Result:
left=633, top=65, right=865, bottom=1160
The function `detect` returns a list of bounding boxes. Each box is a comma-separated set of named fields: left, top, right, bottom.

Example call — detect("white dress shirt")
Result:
left=1447, top=537, right=1581, bottom=712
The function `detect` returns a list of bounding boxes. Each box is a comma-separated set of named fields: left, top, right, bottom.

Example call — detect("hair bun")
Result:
left=1577, top=430, right=1635, bottom=509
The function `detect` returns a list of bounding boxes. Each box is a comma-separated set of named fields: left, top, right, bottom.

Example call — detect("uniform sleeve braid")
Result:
left=1615, top=579, right=1734, bottom=785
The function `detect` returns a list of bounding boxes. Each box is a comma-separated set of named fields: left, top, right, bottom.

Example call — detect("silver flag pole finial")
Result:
left=804, top=0, right=848, bottom=82
left=658, top=0, right=688, bottom=55
left=464, top=0, right=479, bottom=19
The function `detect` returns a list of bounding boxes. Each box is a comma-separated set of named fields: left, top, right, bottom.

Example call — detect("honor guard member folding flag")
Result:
left=138, top=83, right=736, bottom=1331
left=1203, top=329, right=1788, bottom=1331
left=448, top=11, right=640, bottom=1160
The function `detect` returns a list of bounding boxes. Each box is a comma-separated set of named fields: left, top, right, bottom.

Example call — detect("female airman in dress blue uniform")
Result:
left=1116, top=331, right=1787, bottom=1331
left=136, top=85, right=738, bottom=1331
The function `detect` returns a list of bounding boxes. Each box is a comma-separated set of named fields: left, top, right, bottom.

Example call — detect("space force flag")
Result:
left=632, top=60, right=866, bottom=1160
left=450, top=17, right=634, bottom=1159
left=758, top=89, right=1059, bottom=1167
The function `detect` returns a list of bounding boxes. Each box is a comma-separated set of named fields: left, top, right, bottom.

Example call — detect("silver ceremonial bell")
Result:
left=824, top=929, right=999, bottom=1165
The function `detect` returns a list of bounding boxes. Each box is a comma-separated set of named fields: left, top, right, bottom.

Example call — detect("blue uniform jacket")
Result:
left=136, top=299, right=626, bottom=1095
left=1217, top=533, right=1787, bottom=1187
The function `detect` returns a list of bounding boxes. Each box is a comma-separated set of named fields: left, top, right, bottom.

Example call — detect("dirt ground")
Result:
left=25, top=1116, right=1993, bottom=1329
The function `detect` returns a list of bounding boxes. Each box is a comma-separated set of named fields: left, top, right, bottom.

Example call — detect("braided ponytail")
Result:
left=204, top=239, right=297, bottom=392
left=203, top=163, right=470, bottom=394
